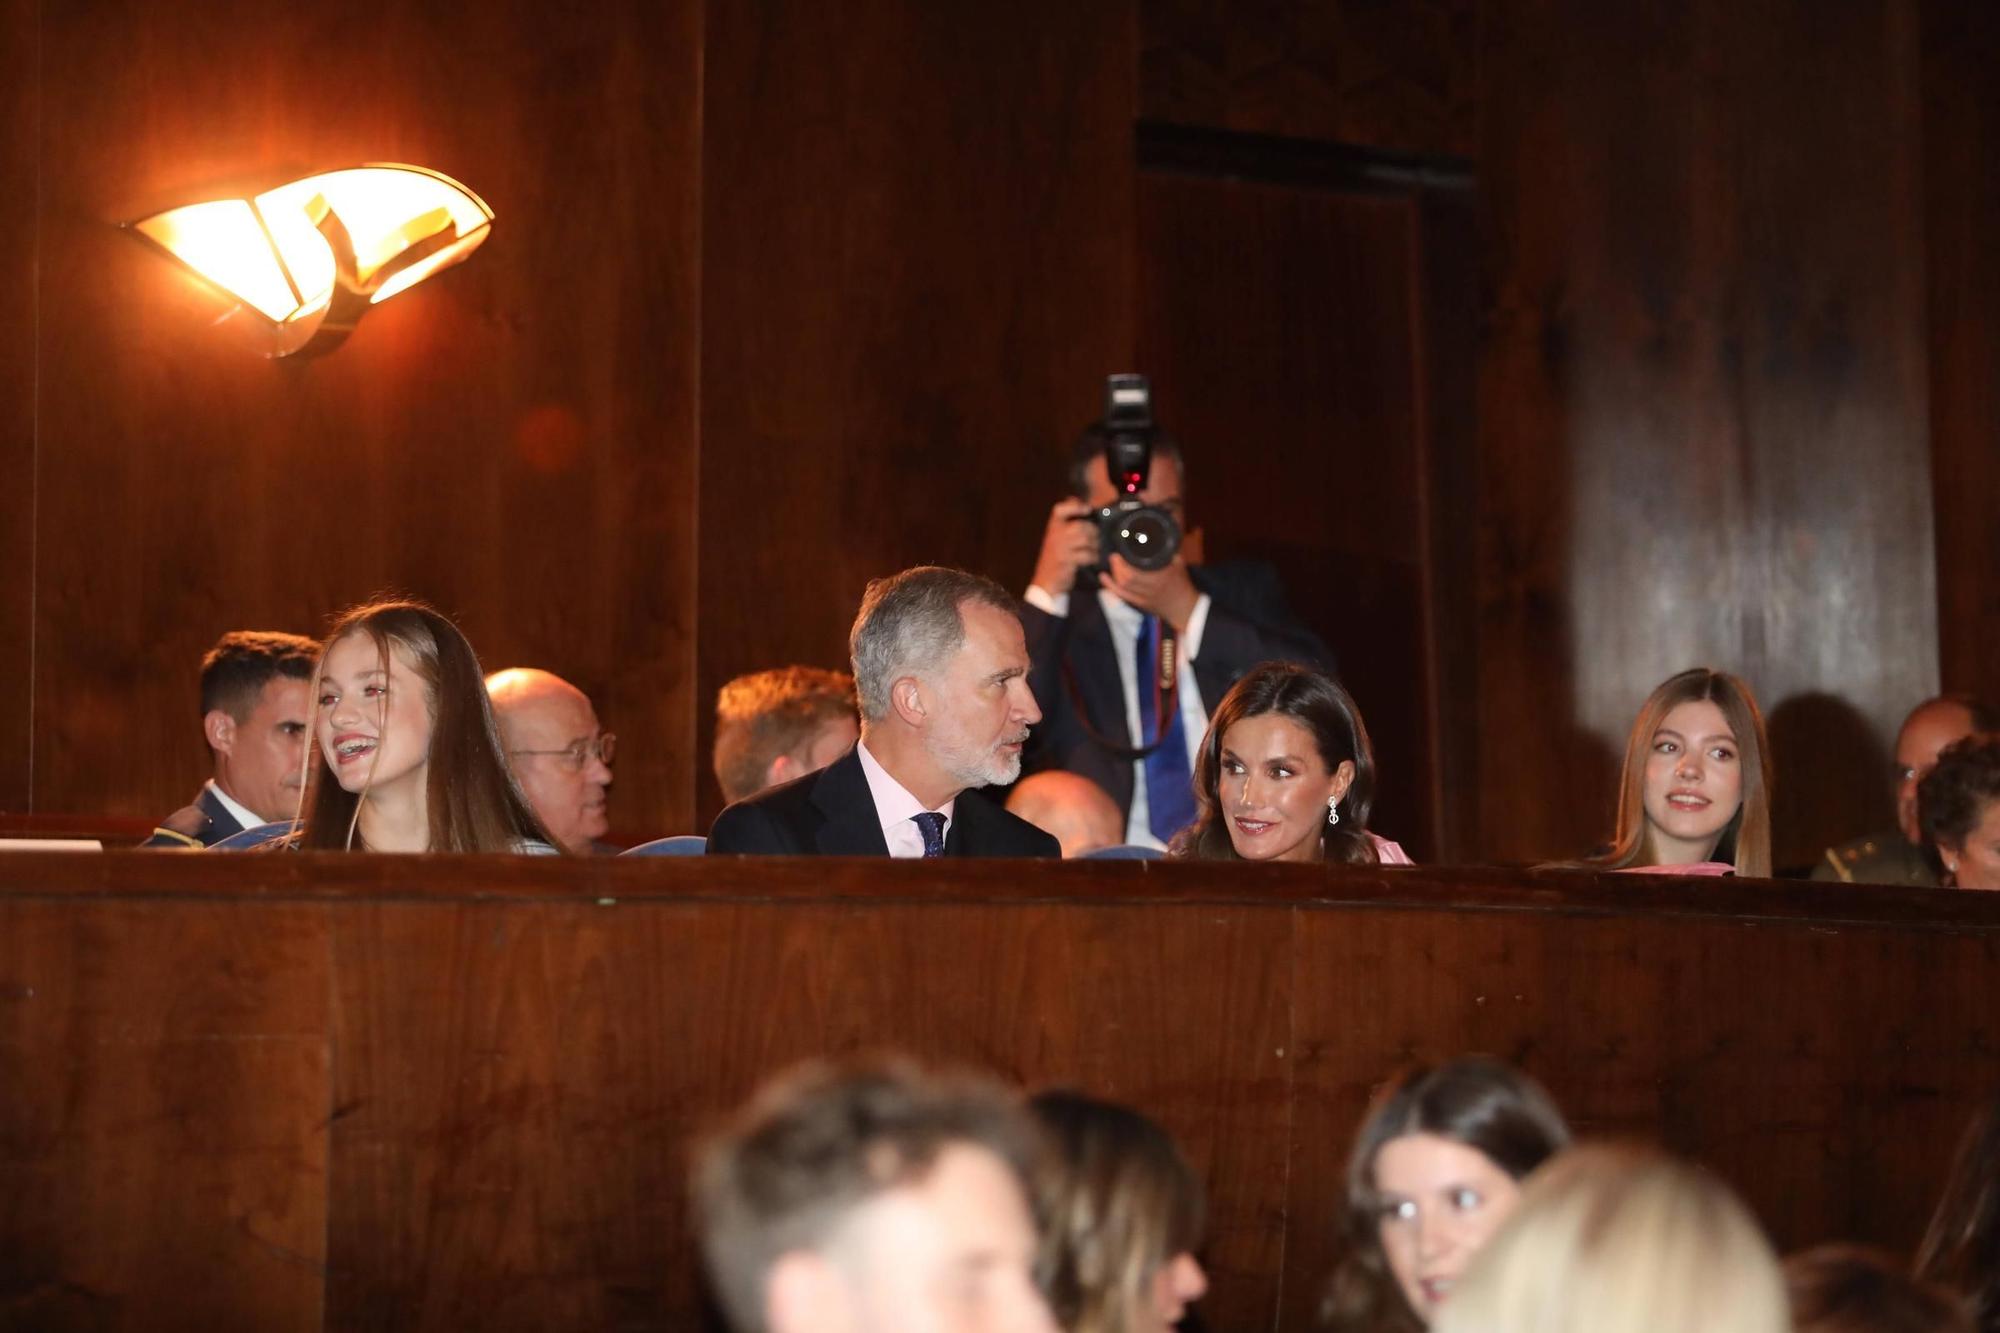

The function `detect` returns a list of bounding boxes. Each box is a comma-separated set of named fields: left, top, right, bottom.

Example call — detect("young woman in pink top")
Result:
left=1573, top=667, right=1773, bottom=878
left=1169, top=661, right=1412, bottom=865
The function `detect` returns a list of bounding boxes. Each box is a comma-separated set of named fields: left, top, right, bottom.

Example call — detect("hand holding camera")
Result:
left=1098, top=551, right=1201, bottom=633
left=1032, top=497, right=1101, bottom=597
left=1031, top=374, right=1202, bottom=632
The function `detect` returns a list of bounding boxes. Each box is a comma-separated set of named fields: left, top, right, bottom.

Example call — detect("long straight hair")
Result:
left=294, top=599, right=555, bottom=852
left=1917, top=1092, right=2000, bottom=1333
left=1030, top=1090, right=1205, bottom=1333
left=1587, top=667, right=1772, bottom=877
left=1172, top=661, right=1379, bottom=864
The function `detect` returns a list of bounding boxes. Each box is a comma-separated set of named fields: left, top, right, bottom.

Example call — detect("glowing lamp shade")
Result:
left=129, top=164, right=494, bottom=357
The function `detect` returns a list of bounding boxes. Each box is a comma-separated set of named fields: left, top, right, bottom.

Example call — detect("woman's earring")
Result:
left=1326, top=795, right=1341, bottom=826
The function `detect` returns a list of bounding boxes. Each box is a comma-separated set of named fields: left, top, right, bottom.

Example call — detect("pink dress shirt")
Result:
left=856, top=740, right=957, bottom=859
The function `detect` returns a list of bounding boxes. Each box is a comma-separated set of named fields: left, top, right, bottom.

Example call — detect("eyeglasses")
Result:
left=511, top=733, right=616, bottom=771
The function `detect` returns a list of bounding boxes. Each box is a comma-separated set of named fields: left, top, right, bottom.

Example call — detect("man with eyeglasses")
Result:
left=1813, top=694, right=1998, bottom=885
left=486, top=668, right=616, bottom=854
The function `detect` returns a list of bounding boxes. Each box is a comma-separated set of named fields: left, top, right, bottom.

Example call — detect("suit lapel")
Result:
left=197, top=786, right=247, bottom=841
left=809, top=748, right=893, bottom=856
left=944, top=794, right=979, bottom=856
left=1072, top=592, right=1134, bottom=748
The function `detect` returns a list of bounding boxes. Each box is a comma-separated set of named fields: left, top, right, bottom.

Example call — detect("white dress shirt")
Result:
left=1023, top=584, right=1212, bottom=848
left=205, top=779, right=269, bottom=834
left=856, top=739, right=957, bottom=858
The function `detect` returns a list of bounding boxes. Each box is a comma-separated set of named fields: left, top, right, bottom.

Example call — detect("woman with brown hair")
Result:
left=1321, top=1059, right=1570, bottom=1331
left=1029, top=1090, right=1208, bottom=1333
left=1168, top=661, right=1409, bottom=865
left=1567, top=667, right=1773, bottom=877
left=1918, top=1091, right=2000, bottom=1332
left=295, top=598, right=556, bottom=852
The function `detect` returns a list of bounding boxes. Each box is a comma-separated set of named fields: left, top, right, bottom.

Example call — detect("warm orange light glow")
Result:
left=132, top=199, right=301, bottom=323
left=128, top=164, right=494, bottom=356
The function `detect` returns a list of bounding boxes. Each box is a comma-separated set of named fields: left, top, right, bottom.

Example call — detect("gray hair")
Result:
left=849, top=567, right=1020, bottom=721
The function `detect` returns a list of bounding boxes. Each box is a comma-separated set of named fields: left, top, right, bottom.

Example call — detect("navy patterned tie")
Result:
left=1139, top=614, right=1197, bottom=844
left=911, top=811, right=947, bottom=858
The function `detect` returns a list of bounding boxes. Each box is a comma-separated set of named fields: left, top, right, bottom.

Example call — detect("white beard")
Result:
left=928, top=721, right=1025, bottom=790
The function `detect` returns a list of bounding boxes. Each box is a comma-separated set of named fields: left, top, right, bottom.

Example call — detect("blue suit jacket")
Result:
left=143, top=784, right=249, bottom=849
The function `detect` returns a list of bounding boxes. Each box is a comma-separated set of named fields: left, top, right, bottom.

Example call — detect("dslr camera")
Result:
left=1083, top=373, right=1181, bottom=572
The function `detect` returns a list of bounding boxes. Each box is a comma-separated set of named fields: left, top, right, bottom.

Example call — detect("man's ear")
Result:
left=766, top=753, right=797, bottom=788
left=203, top=709, right=237, bottom=757
left=767, top=1251, right=850, bottom=1333
left=888, top=675, right=927, bottom=728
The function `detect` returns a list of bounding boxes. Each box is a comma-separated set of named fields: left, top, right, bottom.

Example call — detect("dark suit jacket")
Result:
left=706, top=746, right=1059, bottom=858
left=142, top=784, right=249, bottom=849
left=1021, top=560, right=1331, bottom=818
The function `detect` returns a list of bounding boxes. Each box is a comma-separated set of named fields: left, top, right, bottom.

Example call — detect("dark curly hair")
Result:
left=1918, top=735, right=2000, bottom=862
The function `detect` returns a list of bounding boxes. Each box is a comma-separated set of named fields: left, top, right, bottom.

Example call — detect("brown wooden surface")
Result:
left=0, top=896, right=334, bottom=1332
left=15, top=0, right=701, bottom=834
left=1141, top=0, right=1478, bottom=159
left=5, top=853, right=2000, bottom=1332
left=693, top=0, right=1137, bottom=828
left=1473, top=0, right=1939, bottom=867
left=1137, top=172, right=1439, bottom=859
left=0, top=813, right=155, bottom=846
left=0, top=0, right=34, bottom=815
left=2, top=0, right=1993, bottom=874
left=1923, top=0, right=2000, bottom=707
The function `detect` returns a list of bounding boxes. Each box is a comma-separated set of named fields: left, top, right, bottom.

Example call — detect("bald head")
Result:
left=1005, top=771, right=1122, bottom=858
left=1896, top=697, right=1987, bottom=845
left=486, top=668, right=612, bottom=853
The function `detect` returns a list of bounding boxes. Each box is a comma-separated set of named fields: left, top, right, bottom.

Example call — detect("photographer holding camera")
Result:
left=1022, top=377, right=1332, bottom=849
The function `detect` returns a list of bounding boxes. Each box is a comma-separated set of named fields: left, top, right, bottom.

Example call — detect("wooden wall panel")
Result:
left=1141, top=0, right=1478, bottom=159
left=694, top=0, right=1136, bottom=825
left=1280, top=903, right=1999, bottom=1326
left=8, top=855, right=2000, bottom=1332
left=1135, top=175, right=1439, bottom=857
left=1923, top=0, right=2000, bottom=706
left=323, top=895, right=1293, bottom=1331
left=1473, top=0, right=1937, bottom=866
left=0, top=0, right=34, bottom=814
left=0, top=899, right=333, bottom=1332
left=26, top=0, right=701, bottom=833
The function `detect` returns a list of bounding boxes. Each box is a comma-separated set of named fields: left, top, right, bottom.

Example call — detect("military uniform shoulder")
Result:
left=1815, top=831, right=1934, bottom=887
left=143, top=803, right=213, bottom=849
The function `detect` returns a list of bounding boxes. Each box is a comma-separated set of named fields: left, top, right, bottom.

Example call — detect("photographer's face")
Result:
left=1083, top=453, right=1185, bottom=526
left=924, top=601, right=1041, bottom=790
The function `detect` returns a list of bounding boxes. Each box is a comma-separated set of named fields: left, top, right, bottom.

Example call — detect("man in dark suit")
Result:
left=1020, top=423, right=1330, bottom=849
left=708, top=566, right=1058, bottom=858
left=145, top=630, right=319, bottom=848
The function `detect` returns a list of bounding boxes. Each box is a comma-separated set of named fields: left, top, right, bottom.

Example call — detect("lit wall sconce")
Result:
left=127, top=163, right=494, bottom=358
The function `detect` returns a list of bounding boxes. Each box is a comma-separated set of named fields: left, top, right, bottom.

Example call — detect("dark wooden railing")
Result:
left=4, top=852, right=1998, bottom=1331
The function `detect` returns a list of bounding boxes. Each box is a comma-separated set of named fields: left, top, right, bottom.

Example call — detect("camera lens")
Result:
left=1109, top=505, right=1180, bottom=571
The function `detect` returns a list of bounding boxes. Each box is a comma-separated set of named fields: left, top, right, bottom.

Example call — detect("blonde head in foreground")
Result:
left=1430, top=1144, right=1787, bottom=1333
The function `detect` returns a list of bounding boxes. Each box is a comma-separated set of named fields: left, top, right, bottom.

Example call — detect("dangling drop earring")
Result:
left=1326, top=795, right=1341, bottom=826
